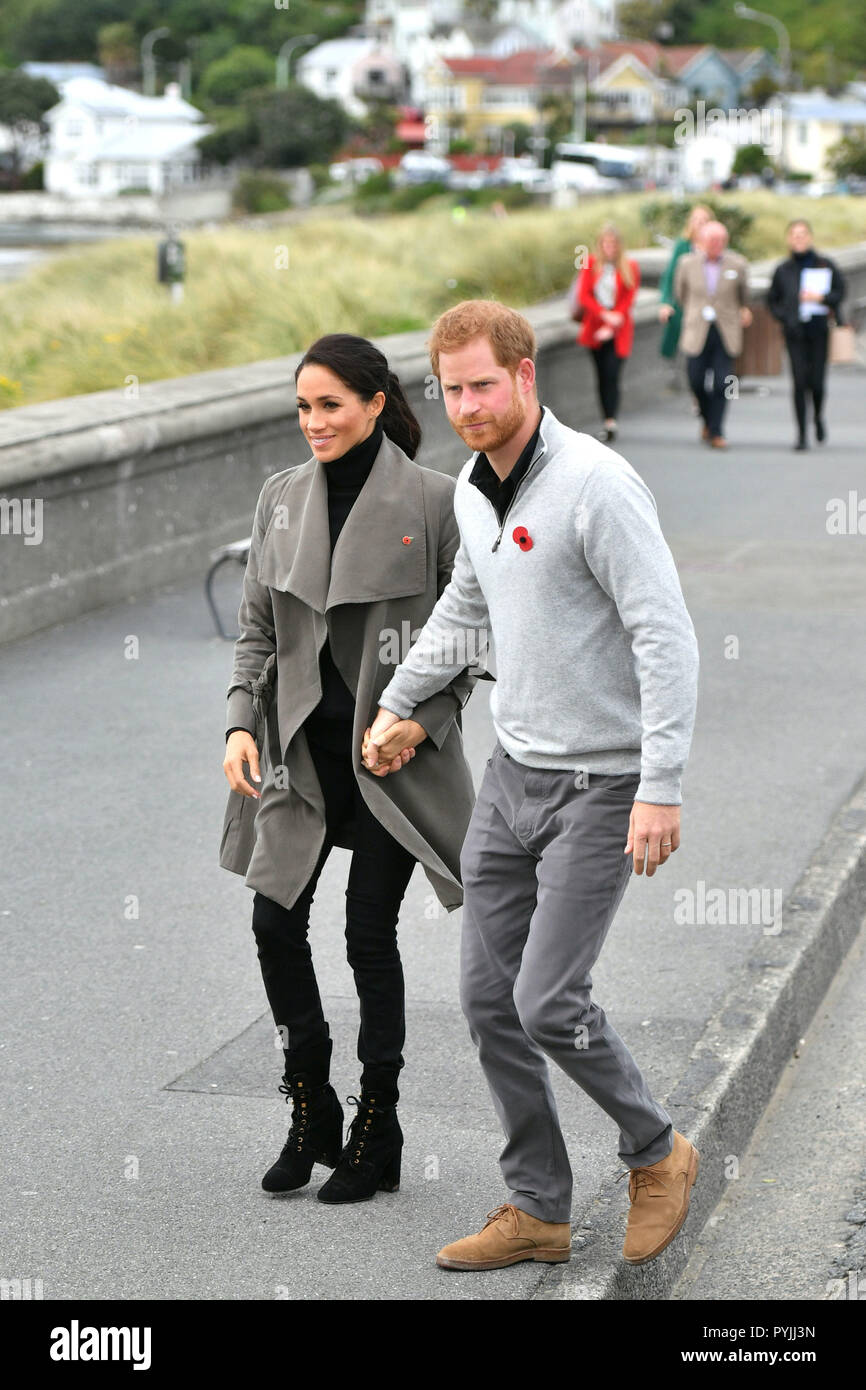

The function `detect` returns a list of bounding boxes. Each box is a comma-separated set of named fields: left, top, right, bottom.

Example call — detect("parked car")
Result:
left=489, top=158, right=555, bottom=193
left=328, top=157, right=385, bottom=185
left=446, top=168, right=492, bottom=191
left=394, top=151, right=452, bottom=186
left=805, top=179, right=840, bottom=197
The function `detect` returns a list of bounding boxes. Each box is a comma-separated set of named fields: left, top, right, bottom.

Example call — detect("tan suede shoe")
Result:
left=620, top=1129, right=700, bottom=1265
left=436, top=1203, right=572, bottom=1271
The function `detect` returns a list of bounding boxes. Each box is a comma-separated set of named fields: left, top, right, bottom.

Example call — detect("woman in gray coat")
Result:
left=221, top=334, right=478, bottom=1205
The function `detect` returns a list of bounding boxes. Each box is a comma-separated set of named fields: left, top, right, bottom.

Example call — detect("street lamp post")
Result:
left=733, top=3, right=790, bottom=84
left=276, top=34, right=318, bottom=91
left=733, top=3, right=791, bottom=176
left=179, top=37, right=204, bottom=104
left=141, top=27, right=170, bottom=98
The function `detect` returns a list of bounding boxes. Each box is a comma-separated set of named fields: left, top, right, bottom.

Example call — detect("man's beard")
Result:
left=451, top=380, right=526, bottom=454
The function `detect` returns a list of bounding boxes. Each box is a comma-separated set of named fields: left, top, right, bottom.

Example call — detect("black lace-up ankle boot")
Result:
left=261, top=1041, right=344, bottom=1193
left=316, top=1074, right=402, bottom=1204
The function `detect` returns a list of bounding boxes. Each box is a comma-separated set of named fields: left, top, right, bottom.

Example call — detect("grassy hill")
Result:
left=1, top=190, right=862, bottom=410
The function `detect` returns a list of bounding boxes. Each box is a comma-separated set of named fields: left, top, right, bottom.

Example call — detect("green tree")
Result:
left=826, top=132, right=866, bottom=179
left=501, top=121, right=533, bottom=156
left=251, top=86, right=350, bottom=167
left=541, top=93, right=575, bottom=153
left=0, top=67, right=59, bottom=182
left=97, top=22, right=138, bottom=86
left=199, top=46, right=273, bottom=106
left=356, top=100, right=399, bottom=154
left=196, top=106, right=256, bottom=164
left=0, top=0, right=130, bottom=62
left=461, top=0, right=498, bottom=19
left=201, top=84, right=351, bottom=168
left=617, top=0, right=672, bottom=41
left=743, top=74, right=780, bottom=106
left=731, top=142, right=770, bottom=176
left=0, top=0, right=365, bottom=68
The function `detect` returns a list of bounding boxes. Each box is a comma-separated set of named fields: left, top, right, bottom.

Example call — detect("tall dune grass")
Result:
left=0, top=191, right=862, bottom=409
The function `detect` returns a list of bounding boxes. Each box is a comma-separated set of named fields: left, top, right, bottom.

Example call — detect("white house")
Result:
left=296, top=37, right=405, bottom=118
left=0, top=63, right=108, bottom=172
left=42, top=77, right=212, bottom=199
left=363, top=1, right=615, bottom=108
left=367, top=0, right=615, bottom=53
left=496, top=0, right=616, bottom=49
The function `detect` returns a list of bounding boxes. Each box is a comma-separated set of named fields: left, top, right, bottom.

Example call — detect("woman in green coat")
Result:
left=658, top=203, right=712, bottom=358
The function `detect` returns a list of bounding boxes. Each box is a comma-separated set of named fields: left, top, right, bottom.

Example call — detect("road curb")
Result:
left=533, top=770, right=866, bottom=1300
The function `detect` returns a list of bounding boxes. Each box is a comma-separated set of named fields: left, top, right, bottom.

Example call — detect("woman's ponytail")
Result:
left=382, top=369, right=422, bottom=460
left=294, top=334, right=422, bottom=460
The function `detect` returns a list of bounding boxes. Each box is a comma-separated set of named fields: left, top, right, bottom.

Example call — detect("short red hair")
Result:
left=428, top=299, right=536, bottom=380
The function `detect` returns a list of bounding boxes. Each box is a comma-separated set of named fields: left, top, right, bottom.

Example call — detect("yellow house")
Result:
left=425, top=50, right=575, bottom=148
left=775, top=90, right=866, bottom=181
left=584, top=47, right=688, bottom=126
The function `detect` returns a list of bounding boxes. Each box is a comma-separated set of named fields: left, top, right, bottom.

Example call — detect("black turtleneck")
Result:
left=322, top=418, right=383, bottom=550
left=792, top=247, right=817, bottom=268
left=225, top=419, right=384, bottom=741
left=309, top=418, right=384, bottom=723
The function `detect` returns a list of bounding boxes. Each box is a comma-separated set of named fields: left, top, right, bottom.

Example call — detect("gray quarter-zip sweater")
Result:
left=379, top=404, right=699, bottom=804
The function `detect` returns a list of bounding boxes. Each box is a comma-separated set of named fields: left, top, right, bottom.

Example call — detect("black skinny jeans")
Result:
left=784, top=318, right=829, bottom=438
left=589, top=337, right=625, bottom=420
left=251, top=714, right=416, bottom=1084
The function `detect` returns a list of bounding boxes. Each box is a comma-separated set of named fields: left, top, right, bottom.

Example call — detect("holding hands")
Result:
left=362, top=707, right=427, bottom=777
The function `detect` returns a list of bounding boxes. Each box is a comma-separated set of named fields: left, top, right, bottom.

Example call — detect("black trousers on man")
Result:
left=686, top=320, right=733, bottom=439
left=589, top=337, right=625, bottom=420
left=784, top=317, right=829, bottom=440
left=251, top=713, right=416, bottom=1091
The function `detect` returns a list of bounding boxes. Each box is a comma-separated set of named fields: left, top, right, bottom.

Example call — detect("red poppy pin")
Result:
left=402, top=535, right=413, bottom=545
left=512, top=526, right=533, bottom=551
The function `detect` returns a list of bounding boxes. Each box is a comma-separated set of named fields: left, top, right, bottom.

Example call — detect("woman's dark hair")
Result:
left=294, top=333, right=422, bottom=459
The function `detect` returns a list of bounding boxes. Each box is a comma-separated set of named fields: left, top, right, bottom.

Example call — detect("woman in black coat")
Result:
left=767, top=217, right=846, bottom=450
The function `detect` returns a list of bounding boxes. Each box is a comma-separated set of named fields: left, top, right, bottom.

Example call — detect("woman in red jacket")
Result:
left=574, top=224, right=640, bottom=443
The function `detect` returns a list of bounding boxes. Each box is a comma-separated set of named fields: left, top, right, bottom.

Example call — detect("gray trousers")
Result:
left=459, top=742, right=673, bottom=1223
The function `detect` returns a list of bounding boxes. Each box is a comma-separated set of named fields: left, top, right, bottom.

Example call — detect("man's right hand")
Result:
left=658, top=303, right=675, bottom=322
left=223, top=730, right=262, bottom=799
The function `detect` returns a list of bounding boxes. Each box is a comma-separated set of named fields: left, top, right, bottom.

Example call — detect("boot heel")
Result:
left=378, top=1148, right=402, bottom=1192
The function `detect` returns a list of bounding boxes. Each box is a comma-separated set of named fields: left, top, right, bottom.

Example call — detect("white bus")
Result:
left=551, top=141, right=645, bottom=191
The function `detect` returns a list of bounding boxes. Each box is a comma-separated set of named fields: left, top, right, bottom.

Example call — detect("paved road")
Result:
left=1, top=354, right=865, bottom=1300
left=672, top=912, right=866, bottom=1302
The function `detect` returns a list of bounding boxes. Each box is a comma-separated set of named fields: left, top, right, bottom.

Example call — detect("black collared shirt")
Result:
left=468, top=405, right=545, bottom=524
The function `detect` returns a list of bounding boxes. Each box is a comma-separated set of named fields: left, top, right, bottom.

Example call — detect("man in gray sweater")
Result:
left=365, top=300, right=700, bottom=1271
